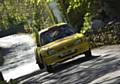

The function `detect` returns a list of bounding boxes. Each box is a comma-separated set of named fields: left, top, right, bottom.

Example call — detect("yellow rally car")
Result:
left=34, top=23, right=92, bottom=72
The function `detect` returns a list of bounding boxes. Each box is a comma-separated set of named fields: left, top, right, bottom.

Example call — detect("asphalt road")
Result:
left=0, top=34, right=120, bottom=84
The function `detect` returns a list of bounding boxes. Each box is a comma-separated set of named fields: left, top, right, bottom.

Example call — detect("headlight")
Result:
left=74, top=39, right=81, bottom=45
left=48, top=49, right=56, bottom=55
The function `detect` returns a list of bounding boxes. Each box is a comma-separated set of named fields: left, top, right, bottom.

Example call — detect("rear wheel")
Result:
left=85, top=49, right=92, bottom=57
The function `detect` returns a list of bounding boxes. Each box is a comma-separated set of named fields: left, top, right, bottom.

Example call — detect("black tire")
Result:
left=85, top=49, right=92, bottom=57
left=46, top=65, right=54, bottom=73
left=37, top=62, right=45, bottom=69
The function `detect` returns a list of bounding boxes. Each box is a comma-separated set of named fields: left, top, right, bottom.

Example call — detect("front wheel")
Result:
left=85, top=49, right=92, bottom=57
left=46, top=65, right=54, bottom=73
left=37, top=62, right=45, bottom=70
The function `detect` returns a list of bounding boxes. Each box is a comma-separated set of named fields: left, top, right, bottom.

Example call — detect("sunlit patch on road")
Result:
left=3, top=63, right=39, bottom=81
left=0, top=34, right=38, bottom=81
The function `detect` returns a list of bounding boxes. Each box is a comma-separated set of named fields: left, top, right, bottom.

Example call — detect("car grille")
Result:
left=60, top=49, right=76, bottom=57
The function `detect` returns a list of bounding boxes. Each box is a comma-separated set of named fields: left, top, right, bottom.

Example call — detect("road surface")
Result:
left=0, top=34, right=120, bottom=84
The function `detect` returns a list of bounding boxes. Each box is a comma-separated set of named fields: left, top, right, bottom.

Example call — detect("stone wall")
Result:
left=85, top=21, right=120, bottom=48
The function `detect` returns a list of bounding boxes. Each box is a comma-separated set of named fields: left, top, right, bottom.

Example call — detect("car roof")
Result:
left=38, top=23, right=67, bottom=35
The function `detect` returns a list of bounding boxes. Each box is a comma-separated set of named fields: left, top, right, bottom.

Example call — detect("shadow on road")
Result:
left=15, top=55, right=100, bottom=83
left=0, top=48, right=5, bottom=66
left=53, top=55, right=100, bottom=73
left=0, top=47, right=13, bottom=66
left=11, top=45, right=120, bottom=84
left=15, top=70, right=43, bottom=82
left=98, top=76, right=120, bottom=84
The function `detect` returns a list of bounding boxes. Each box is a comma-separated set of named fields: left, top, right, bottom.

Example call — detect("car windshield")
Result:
left=40, top=24, right=75, bottom=46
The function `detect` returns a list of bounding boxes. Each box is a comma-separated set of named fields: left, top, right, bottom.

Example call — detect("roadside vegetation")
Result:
left=0, top=0, right=120, bottom=46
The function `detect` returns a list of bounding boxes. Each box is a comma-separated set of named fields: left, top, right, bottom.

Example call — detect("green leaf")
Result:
left=46, top=0, right=53, bottom=3
left=37, top=0, right=41, bottom=5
